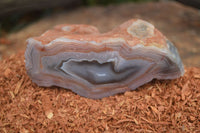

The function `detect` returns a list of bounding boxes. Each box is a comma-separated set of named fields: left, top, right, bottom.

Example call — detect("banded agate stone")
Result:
left=25, top=19, right=184, bottom=99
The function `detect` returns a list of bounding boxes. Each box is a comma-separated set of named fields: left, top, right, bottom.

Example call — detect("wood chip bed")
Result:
left=0, top=52, right=199, bottom=132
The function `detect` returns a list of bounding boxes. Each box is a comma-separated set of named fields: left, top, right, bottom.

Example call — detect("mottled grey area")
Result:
left=166, top=40, right=184, bottom=75
left=61, top=59, right=148, bottom=84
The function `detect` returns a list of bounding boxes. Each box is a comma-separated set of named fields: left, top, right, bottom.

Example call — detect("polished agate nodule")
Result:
left=25, top=19, right=184, bottom=99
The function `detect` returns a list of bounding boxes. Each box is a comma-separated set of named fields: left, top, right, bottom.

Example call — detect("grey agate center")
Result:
left=60, top=60, right=147, bottom=84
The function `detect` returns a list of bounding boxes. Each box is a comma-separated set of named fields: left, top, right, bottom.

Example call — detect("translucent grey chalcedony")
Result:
left=25, top=19, right=184, bottom=99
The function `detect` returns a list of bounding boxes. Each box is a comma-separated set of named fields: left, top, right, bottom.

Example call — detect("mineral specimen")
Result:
left=25, top=19, right=184, bottom=99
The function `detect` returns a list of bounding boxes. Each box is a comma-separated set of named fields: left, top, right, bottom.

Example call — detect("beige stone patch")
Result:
left=127, top=20, right=154, bottom=39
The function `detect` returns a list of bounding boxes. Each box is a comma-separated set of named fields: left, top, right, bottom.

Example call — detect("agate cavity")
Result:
left=25, top=19, right=184, bottom=99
